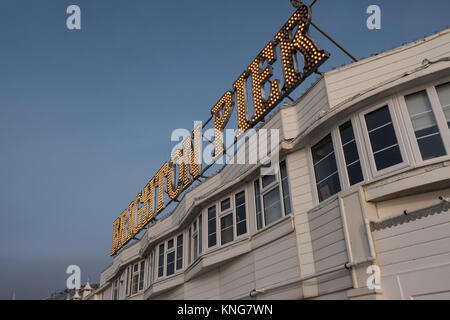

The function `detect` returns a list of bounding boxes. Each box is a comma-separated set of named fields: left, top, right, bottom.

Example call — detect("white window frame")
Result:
left=253, top=161, right=290, bottom=230
left=234, top=189, right=249, bottom=239
left=308, top=131, right=344, bottom=205
left=218, top=195, right=234, bottom=246
left=397, top=85, right=450, bottom=166
left=112, top=278, right=119, bottom=300
left=206, top=204, right=218, bottom=250
left=130, top=259, right=145, bottom=296
left=431, top=78, right=450, bottom=134
left=358, top=99, right=410, bottom=178
left=156, top=233, right=184, bottom=279
left=334, top=116, right=369, bottom=189
left=188, top=215, right=202, bottom=265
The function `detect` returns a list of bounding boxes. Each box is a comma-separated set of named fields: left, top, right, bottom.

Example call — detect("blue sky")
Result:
left=0, top=0, right=449, bottom=299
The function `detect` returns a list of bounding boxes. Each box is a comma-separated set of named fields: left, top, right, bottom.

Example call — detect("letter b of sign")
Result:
left=66, top=5, right=81, bottom=30
left=366, top=5, right=381, bottom=30
left=66, top=265, right=81, bottom=290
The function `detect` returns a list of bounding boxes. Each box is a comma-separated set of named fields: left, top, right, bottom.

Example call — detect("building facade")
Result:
left=88, top=28, right=450, bottom=300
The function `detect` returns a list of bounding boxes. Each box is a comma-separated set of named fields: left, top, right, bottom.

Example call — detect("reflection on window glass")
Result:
left=176, top=235, right=183, bottom=270
left=365, top=106, right=403, bottom=171
left=235, top=191, right=247, bottom=236
left=220, top=214, right=233, bottom=245
left=263, top=187, right=282, bottom=226
left=262, top=174, right=276, bottom=188
left=436, top=82, right=450, bottom=129
left=339, top=121, right=364, bottom=185
left=166, top=251, right=175, bottom=276
left=280, top=161, right=292, bottom=215
left=207, top=206, right=217, bottom=248
left=254, top=181, right=263, bottom=230
left=158, top=244, right=164, bottom=278
left=139, top=261, right=145, bottom=291
left=198, top=214, right=202, bottom=255
left=188, top=228, right=191, bottom=264
left=220, top=198, right=231, bottom=212
left=312, top=134, right=341, bottom=202
left=405, top=91, right=446, bottom=160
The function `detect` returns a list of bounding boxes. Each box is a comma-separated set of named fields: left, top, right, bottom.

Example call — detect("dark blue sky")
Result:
left=0, top=0, right=449, bottom=299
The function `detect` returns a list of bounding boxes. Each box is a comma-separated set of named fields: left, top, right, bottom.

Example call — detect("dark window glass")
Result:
left=280, top=161, right=292, bottom=215
left=158, top=244, right=164, bottom=278
left=167, top=239, right=174, bottom=249
left=207, top=206, right=217, bottom=248
left=220, top=214, right=234, bottom=245
left=339, top=121, right=364, bottom=185
left=166, top=251, right=175, bottom=276
left=139, top=261, right=145, bottom=291
left=176, top=235, right=183, bottom=270
left=262, top=174, right=276, bottom=188
left=263, top=187, right=282, bottom=226
left=220, top=198, right=231, bottom=211
left=365, top=106, right=403, bottom=170
left=406, top=91, right=446, bottom=160
left=436, top=82, right=450, bottom=128
left=235, top=191, right=247, bottom=236
left=254, top=181, right=263, bottom=230
left=312, top=135, right=341, bottom=201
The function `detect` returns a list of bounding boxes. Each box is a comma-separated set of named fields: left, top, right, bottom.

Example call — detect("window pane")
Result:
left=312, top=135, right=341, bottom=201
left=167, top=239, right=174, bottom=249
left=198, top=214, right=202, bottom=254
left=176, top=235, right=183, bottom=270
left=405, top=91, right=446, bottom=160
left=139, top=261, right=145, bottom=291
left=254, top=180, right=263, bottom=230
left=263, top=187, right=282, bottom=226
left=220, top=198, right=231, bottom=211
left=193, top=233, right=198, bottom=261
left=373, top=145, right=403, bottom=170
left=316, top=173, right=341, bottom=202
left=262, top=174, right=276, bottom=188
left=188, top=228, right=192, bottom=264
left=235, top=191, right=247, bottom=236
left=220, top=214, right=234, bottom=245
left=365, top=105, right=392, bottom=131
left=347, top=162, right=364, bottom=186
left=132, top=274, right=138, bottom=295
left=339, top=121, right=364, bottom=186
left=365, top=106, right=403, bottom=171
left=125, top=267, right=130, bottom=296
left=166, top=252, right=175, bottom=276
left=280, top=161, right=292, bottom=215
left=436, top=82, right=450, bottom=128
left=158, top=244, right=164, bottom=278
left=207, top=206, right=217, bottom=247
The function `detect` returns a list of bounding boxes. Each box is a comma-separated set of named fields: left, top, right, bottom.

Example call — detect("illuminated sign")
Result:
left=110, top=4, right=329, bottom=256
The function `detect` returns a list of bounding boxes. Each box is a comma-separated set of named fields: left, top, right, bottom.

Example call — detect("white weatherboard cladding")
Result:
left=96, top=29, right=450, bottom=300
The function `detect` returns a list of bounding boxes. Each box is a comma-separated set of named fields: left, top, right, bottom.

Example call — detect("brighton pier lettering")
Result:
left=110, top=4, right=329, bottom=256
